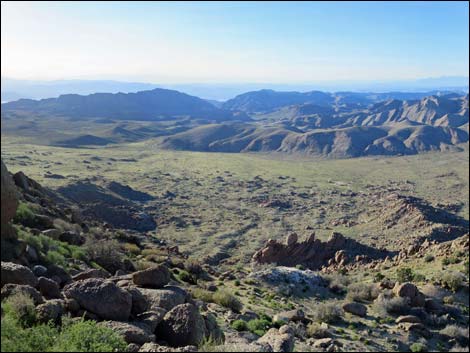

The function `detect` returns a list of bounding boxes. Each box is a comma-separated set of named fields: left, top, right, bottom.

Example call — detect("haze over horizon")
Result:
left=2, top=1, right=469, bottom=84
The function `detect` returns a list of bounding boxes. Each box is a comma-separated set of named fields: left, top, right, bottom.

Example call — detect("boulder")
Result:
left=312, top=337, right=334, bottom=348
left=36, top=299, right=64, bottom=324
left=1, top=160, right=18, bottom=235
left=273, top=309, right=305, bottom=323
left=58, top=231, right=84, bottom=246
left=135, top=286, right=189, bottom=312
left=393, top=282, right=425, bottom=307
left=37, top=276, right=61, bottom=299
left=258, top=325, right=295, bottom=352
left=424, top=298, right=444, bottom=314
left=72, top=268, right=111, bottom=281
left=132, top=265, right=171, bottom=288
left=135, top=309, right=167, bottom=332
left=45, top=264, right=72, bottom=286
left=41, top=229, right=61, bottom=240
left=156, top=303, right=206, bottom=347
left=342, top=302, right=367, bottom=317
left=395, top=315, right=421, bottom=324
left=33, top=265, right=48, bottom=277
left=63, top=278, right=132, bottom=321
left=1, top=262, right=38, bottom=287
left=100, top=321, right=155, bottom=345
left=1, top=283, right=44, bottom=305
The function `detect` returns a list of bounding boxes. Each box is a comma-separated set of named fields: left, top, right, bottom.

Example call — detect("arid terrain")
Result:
left=1, top=131, right=469, bottom=352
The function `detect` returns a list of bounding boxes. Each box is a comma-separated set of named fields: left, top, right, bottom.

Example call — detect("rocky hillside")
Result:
left=1, top=155, right=469, bottom=352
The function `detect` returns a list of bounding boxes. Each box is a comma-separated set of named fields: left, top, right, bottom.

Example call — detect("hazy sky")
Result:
left=1, top=1, right=469, bottom=83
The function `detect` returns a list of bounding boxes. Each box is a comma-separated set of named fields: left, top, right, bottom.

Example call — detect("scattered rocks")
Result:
left=1, top=159, right=18, bottom=234
left=136, top=286, right=189, bottom=312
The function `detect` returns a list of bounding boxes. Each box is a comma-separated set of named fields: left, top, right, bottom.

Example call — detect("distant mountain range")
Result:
left=1, top=85, right=468, bottom=158
left=2, top=76, right=468, bottom=101
left=1, top=88, right=250, bottom=122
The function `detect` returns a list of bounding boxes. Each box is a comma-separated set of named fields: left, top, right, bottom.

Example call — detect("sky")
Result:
left=1, top=1, right=469, bottom=84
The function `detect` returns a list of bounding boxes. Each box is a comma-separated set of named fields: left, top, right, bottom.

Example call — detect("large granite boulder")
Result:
left=63, top=278, right=132, bottom=321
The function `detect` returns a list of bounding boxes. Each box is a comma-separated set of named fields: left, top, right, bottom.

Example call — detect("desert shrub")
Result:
left=231, top=319, right=248, bottom=332
left=347, top=283, right=380, bottom=302
left=52, top=318, right=127, bottom=352
left=439, top=271, right=465, bottom=292
left=134, top=260, right=155, bottom=271
left=373, top=272, right=385, bottom=282
left=247, top=318, right=271, bottom=336
left=192, top=288, right=215, bottom=302
left=413, top=273, right=426, bottom=283
left=440, top=325, right=469, bottom=345
left=306, top=322, right=330, bottom=338
left=374, top=295, right=410, bottom=316
left=14, top=202, right=37, bottom=227
left=178, top=270, right=197, bottom=284
left=85, top=239, right=124, bottom=274
left=45, top=250, right=67, bottom=268
left=396, top=267, right=414, bottom=283
left=2, top=292, right=37, bottom=328
left=213, top=290, right=242, bottom=313
left=185, top=258, right=203, bottom=276
left=410, top=342, right=427, bottom=352
left=424, top=254, right=435, bottom=262
left=311, top=302, right=344, bottom=323
left=325, top=274, right=350, bottom=294
left=53, top=218, right=82, bottom=234
left=464, top=260, right=469, bottom=276
left=122, top=242, right=141, bottom=256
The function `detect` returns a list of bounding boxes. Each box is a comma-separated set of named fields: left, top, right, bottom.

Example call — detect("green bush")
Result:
left=213, top=290, right=242, bottom=313
left=410, top=342, right=427, bottom=352
left=13, top=203, right=37, bottom=227
left=311, top=302, right=344, bottom=323
left=2, top=292, right=37, bottom=328
left=192, top=288, right=215, bottom=302
left=1, top=308, right=126, bottom=352
left=178, top=270, right=197, bottom=284
left=52, top=319, right=127, bottom=352
left=396, top=267, right=414, bottom=283
left=424, top=254, right=435, bottom=263
left=247, top=319, right=271, bottom=336
left=231, top=319, right=248, bottom=332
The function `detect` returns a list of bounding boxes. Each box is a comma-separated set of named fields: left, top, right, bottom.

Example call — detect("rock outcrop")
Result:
left=1, top=159, right=18, bottom=239
left=252, top=232, right=348, bottom=269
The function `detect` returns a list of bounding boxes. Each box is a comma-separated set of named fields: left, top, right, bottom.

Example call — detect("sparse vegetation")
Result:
left=347, top=283, right=380, bottom=302
left=311, top=302, right=344, bottom=323
left=213, top=290, right=243, bottom=313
